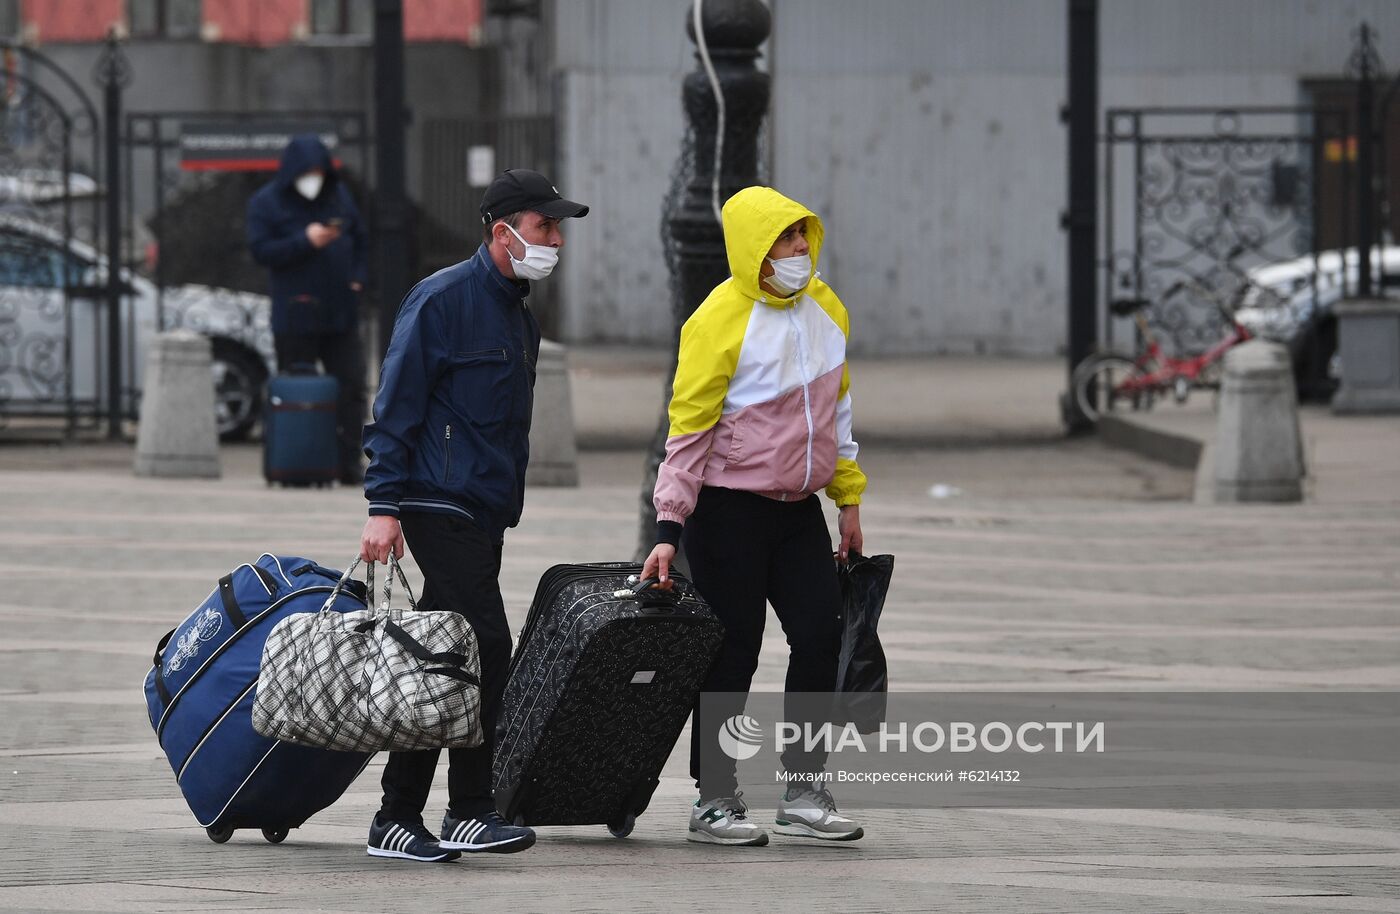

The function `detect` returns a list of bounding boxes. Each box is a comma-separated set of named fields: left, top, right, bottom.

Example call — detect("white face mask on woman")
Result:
left=504, top=222, right=559, bottom=280
left=294, top=172, right=324, bottom=201
left=765, top=253, right=812, bottom=295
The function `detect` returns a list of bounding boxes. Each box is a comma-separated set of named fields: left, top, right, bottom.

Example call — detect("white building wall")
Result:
left=552, top=0, right=1400, bottom=354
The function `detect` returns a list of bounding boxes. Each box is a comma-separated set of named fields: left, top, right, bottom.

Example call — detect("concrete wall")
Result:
left=551, top=0, right=1400, bottom=355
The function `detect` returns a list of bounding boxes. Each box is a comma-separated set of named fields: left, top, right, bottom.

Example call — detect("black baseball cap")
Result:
left=480, top=168, right=589, bottom=224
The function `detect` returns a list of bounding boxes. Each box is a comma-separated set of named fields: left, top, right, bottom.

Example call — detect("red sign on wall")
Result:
left=179, top=121, right=339, bottom=172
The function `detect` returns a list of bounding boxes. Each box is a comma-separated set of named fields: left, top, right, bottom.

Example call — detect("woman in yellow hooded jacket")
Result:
left=642, top=186, right=867, bottom=846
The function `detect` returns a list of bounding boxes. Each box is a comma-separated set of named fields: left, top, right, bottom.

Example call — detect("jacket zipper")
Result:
left=445, top=424, right=452, bottom=481
left=786, top=307, right=816, bottom=491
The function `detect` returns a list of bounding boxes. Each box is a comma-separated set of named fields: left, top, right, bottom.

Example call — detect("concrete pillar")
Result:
left=1212, top=340, right=1303, bottom=503
left=526, top=339, right=579, bottom=487
left=134, top=330, right=221, bottom=479
left=1331, top=298, right=1400, bottom=414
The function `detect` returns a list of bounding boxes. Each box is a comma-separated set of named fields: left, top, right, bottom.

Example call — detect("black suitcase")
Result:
left=492, top=562, right=723, bottom=837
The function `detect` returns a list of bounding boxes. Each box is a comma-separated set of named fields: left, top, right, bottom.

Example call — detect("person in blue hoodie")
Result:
left=247, top=133, right=368, bottom=483
left=358, top=169, right=588, bottom=863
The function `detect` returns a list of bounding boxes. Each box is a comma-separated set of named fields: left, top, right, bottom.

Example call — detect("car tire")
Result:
left=210, top=340, right=267, bottom=441
left=1292, top=314, right=1339, bottom=403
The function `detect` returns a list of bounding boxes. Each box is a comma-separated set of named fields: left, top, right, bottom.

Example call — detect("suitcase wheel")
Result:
left=262, top=827, right=289, bottom=844
left=607, top=814, right=635, bottom=839
left=206, top=824, right=235, bottom=844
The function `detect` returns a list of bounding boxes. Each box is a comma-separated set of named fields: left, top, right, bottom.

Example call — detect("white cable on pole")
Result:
left=693, top=0, right=725, bottom=224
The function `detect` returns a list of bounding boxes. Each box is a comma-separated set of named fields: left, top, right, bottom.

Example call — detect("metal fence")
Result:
left=420, top=115, right=556, bottom=332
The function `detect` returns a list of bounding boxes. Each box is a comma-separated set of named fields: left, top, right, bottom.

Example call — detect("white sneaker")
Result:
left=686, top=792, right=770, bottom=846
left=774, top=785, right=864, bottom=841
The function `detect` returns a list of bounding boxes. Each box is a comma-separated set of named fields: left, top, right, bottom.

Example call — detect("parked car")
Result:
left=1235, top=245, right=1400, bottom=399
left=0, top=214, right=274, bottom=439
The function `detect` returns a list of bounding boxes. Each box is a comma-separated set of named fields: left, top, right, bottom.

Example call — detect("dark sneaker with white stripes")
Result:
left=367, top=814, right=461, bottom=862
left=439, top=810, right=537, bottom=853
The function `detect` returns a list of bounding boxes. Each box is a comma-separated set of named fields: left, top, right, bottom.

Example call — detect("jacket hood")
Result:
left=276, top=134, right=337, bottom=194
left=721, top=186, right=824, bottom=303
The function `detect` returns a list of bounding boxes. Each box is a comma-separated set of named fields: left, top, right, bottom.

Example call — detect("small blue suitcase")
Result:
left=144, top=554, right=373, bottom=844
left=264, top=367, right=339, bottom=487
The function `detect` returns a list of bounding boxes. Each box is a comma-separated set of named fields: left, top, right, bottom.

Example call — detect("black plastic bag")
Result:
left=835, top=551, right=894, bottom=734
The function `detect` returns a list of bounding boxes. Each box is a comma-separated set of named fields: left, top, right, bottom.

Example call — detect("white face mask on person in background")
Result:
left=294, top=172, right=324, bottom=201
left=504, top=222, right=560, bottom=280
left=765, top=253, right=813, bottom=296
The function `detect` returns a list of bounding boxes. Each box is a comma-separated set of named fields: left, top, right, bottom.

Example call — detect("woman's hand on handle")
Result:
left=837, top=504, right=863, bottom=563
left=641, top=543, right=678, bottom=590
left=360, top=516, right=405, bottom=564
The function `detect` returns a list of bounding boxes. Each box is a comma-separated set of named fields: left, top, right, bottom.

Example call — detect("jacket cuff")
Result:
left=656, top=519, right=683, bottom=548
left=368, top=501, right=400, bottom=517
left=834, top=493, right=862, bottom=508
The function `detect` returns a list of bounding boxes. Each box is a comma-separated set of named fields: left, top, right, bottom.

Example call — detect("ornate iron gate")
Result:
left=0, top=43, right=103, bottom=432
left=1102, top=107, right=1348, bottom=358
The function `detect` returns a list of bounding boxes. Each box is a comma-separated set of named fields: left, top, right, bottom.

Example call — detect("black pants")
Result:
left=274, top=331, right=366, bottom=477
left=685, top=487, right=842, bottom=799
left=378, top=512, right=514, bottom=822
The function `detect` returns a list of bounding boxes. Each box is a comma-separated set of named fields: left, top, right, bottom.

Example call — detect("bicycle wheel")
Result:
left=1073, top=353, right=1152, bottom=422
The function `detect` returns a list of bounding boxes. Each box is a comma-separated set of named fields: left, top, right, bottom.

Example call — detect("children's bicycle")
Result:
left=1072, top=276, right=1253, bottom=423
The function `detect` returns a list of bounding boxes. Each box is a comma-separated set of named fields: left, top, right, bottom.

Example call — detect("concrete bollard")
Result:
left=526, top=339, right=579, bottom=487
left=134, top=329, right=221, bottom=479
left=1212, top=339, right=1302, bottom=503
left=1331, top=298, right=1400, bottom=414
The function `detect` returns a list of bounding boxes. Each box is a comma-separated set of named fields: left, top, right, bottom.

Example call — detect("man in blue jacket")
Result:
left=247, top=134, right=368, bottom=483
left=358, top=169, right=588, bottom=863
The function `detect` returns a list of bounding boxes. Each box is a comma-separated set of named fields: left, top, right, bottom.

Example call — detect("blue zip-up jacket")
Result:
left=246, top=134, right=367, bottom=337
left=362, top=245, right=539, bottom=539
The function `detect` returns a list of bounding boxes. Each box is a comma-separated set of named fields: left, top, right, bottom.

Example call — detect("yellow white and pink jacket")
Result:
left=653, top=186, right=867, bottom=543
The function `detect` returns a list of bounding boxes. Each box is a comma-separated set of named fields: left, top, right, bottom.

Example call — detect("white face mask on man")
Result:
left=294, top=172, right=324, bottom=201
left=765, top=253, right=813, bottom=295
left=504, top=222, right=560, bottom=280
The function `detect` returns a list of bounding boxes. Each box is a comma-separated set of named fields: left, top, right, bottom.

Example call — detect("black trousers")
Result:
left=273, top=331, right=366, bottom=477
left=378, top=512, right=514, bottom=822
left=684, top=487, right=843, bottom=799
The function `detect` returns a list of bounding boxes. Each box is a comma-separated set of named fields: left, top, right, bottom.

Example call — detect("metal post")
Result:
left=1350, top=23, right=1379, bottom=297
left=636, top=0, right=773, bottom=557
left=94, top=33, right=130, bottom=440
left=1062, top=0, right=1099, bottom=432
left=373, top=0, right=410, bottom=359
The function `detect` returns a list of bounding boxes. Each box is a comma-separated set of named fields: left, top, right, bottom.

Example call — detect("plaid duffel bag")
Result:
left=252, top=555, right=483, bottom=752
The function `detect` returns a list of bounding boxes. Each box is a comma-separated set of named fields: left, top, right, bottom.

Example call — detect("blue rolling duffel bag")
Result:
left=143, top=553, right=373, bottom=844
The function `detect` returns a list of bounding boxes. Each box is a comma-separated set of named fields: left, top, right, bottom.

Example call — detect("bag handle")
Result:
left=612, top=575, right=684, bottom=603
left=317, top=556, right=364, bottom=614
left=317, top=553, right=420, bottom=619
left=372, top=553, right=418, bottom=620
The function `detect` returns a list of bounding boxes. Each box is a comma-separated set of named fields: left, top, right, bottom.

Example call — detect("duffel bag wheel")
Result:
left=262, top=827, right=289, bottom=844
left=206, top=824, right=234, bottom=844
left=607, top=814, right=636, bottom=839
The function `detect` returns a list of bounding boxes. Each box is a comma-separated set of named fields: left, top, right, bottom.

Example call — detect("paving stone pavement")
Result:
left=0, top=433, right=1397, bottom=913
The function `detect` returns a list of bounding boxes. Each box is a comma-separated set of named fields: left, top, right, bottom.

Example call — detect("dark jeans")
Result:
left=274, top=331, right=366, bottom=477
left=684, top=487, right=842, bottom=799
left=378, top=512, right=514, bottom=822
